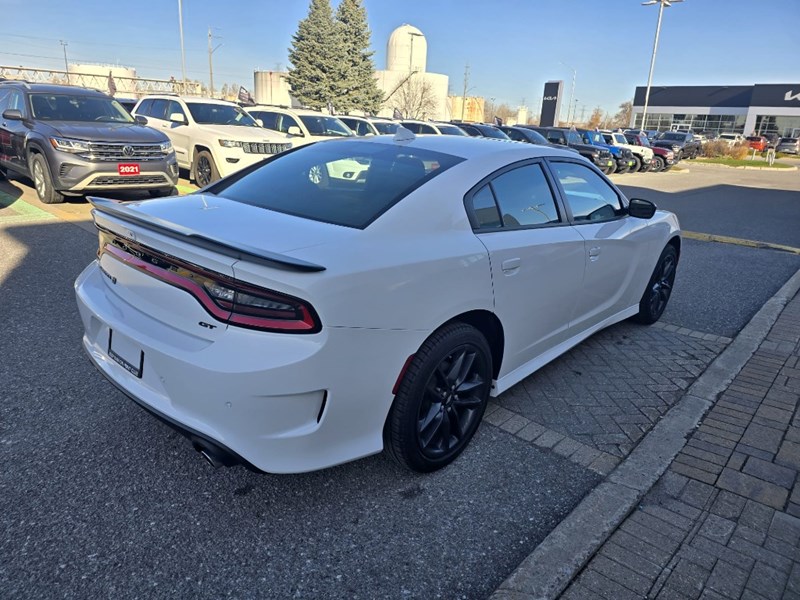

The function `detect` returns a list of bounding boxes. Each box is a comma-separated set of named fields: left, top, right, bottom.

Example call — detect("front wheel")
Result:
left=651, top=156, right=665, bottom=172
left=30, top=153, right=64, bottom=204
left=384, top=323, right=492, bottom=473
left=192, top=151, right=219, bottom=188
left=635, top=245, right=678, bottom=325
left=630, top=155, right=642, bottom=173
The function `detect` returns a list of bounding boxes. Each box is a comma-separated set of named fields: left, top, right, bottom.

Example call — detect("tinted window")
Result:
left=460, top=124, right=481, bottom=137
left=167, top=100, right=185, bottom=121
left=491, top=164, right=560, bottom=227
left=504, top=128, right=525, bottom=142
left=550, top=161, right=623, bottom=222
left=149, top=99, right=169, bottom=120
left=136, top=98, right=153, bottom=116
left=470, top=185, right=502, bottom=229
left=437, top=124, right=468, bottom=136
left=476, top=126, right=508, bottom=140
left=420, top=124, right=437, bottom=134
left=373, top=121, right=399, bottom=134
left=212, top=141, right=463, bottom=229
left=0, top=89, right=10, bottom=113
left=251, top=111, right=279, bottom=131
left=8, top=90, right=24, bottom=114
left=400, top=122, right=421, bottom=133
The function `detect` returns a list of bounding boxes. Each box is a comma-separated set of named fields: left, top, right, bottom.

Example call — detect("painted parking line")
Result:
left=0, top=191, right=56, bottom=223
left=177, top=184, right=196, bottom=195
left=683, top=230, right=800, bottom=255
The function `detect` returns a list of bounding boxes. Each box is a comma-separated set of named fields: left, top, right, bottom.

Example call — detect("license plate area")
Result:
left=118, top=163, right=140, bottom=176
left=108, top=329, right=144, bottom=378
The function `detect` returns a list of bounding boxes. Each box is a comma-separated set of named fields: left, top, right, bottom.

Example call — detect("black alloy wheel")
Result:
left=384, top=323, right=492, bottom=472
left=193, top=150, right=219, bottom=188
left=635, top=245, right=678, bottom=324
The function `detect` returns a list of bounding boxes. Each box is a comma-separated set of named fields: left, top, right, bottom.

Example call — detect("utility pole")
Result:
left=461, top=64, right=470, bottom=121
left=580, top=104, right=587, bottom=125
left=207, top=26, right=222, bottom=98
left=60, top=40, right=69, bottom=84
left=178, top=0, right=187, bottom=90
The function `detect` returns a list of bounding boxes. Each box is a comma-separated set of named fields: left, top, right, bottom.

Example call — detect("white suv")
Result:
left=133, top=95, right=292, bottom=187
left=601, top=130, right=654, bottom=172
left=245, top=106, right=354, bottom=147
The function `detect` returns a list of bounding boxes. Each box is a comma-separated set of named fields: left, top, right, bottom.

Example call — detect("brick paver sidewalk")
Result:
left=562, top=293, right=800, bottom=600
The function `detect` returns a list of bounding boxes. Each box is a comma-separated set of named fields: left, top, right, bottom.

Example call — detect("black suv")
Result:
left=0, top=82, right=178, bottom=204
left=523, top=126, right=615, bottom=174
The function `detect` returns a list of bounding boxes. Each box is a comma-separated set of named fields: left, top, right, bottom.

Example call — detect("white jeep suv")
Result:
left=601, top=130, right=654, bottom=172
left=133, top=95, right=291, bottom=187
left=244, top=106, right=354, bottom=147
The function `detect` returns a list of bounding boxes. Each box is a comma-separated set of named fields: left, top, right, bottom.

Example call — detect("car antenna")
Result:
left=394, top=126, right=416, bottom=143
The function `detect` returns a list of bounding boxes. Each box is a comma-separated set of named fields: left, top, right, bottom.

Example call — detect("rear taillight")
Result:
left=98, top=229, right=320, bottom=333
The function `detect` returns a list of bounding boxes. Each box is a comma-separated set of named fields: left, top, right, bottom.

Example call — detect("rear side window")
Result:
left=211, top=141, right=464, bottom=229
left=490, top=164, right=560, bottom=227
left=469, top=185, right=502, bottom=228
left=550, top=161, right=624, bottom=222
left=136, top=98, right=153, bottom=116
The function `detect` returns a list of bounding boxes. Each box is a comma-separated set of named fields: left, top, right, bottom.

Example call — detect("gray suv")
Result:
left=0, top=82, right=178, bottom=204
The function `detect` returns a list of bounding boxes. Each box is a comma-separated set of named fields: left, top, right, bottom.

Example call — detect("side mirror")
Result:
left=134, top=115, right=148, bottom=126
left=287, top=126, right=303, bottom=136
left=2, top=109, right=23, bottom=121
left=255, top=118, right=264, bottom=127
left=628, top=198, right=657, bottom=219
left=169, top=112, right=186, bottom=125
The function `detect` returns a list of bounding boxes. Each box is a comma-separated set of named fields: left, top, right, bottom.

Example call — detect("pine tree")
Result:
left=334, top=0, right=383, bottom=114
left=286, top=0, right=343, bottom=110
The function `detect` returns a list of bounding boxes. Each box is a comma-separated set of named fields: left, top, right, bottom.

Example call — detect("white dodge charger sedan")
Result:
left=75, top=131, right=680, bottom=474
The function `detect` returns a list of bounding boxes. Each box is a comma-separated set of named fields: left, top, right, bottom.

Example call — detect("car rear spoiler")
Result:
left=87, top=197, right=326, bottom=273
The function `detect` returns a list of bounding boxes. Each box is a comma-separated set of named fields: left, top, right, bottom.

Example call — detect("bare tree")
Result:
left=611, top=100, right=632, bottom=128
left=588, top=106, right=604, bottom=129
left=388, top=74, right=437, bottom=120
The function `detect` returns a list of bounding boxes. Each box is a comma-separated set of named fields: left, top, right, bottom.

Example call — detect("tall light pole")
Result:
left=207, top=27, right=222, bottom=98
left=560, top=61, right=576, bottom=126
left=408, top=31, right=423, bottom=73
left=178, top=0, right=187, bottom=89
left=640, top=0, right=683, bottom=130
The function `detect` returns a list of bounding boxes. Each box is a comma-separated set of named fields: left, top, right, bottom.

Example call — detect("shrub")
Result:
left=729, top=143, right=750, bottom=160
left=701, top=140, right=728, bottom=158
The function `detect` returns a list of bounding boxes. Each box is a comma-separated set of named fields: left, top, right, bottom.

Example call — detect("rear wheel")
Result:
left=384, top=323, right=492, bottom=473
left=635, top=245, right=678, bottom=325
left=193, top=151, right=219, bottom=188
left=651, top=156, right=665, bottom=172
left=30, top=153, right=64, bottom=204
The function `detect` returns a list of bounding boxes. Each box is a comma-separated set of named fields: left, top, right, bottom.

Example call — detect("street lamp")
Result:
left=640, top=0, right=683, bottom=131
left=559, top=61, right=576, bottom=125
left=178, top=0, right=187, bottom=89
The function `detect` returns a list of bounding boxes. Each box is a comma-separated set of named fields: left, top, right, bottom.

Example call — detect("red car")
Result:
left=747, top=136, right=768, bottom=152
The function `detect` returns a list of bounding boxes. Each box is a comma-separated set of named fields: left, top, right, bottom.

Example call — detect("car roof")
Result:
left=140, top=95, right=239, bottom=106
left=4, top=82, right=109, bottom=96
left=248, top=105, right=332, bottom=117
left=335, top=131, right=578, bottom=161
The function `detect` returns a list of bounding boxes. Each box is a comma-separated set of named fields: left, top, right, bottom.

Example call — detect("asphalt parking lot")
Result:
left=1, top=163, right=799, bottom=599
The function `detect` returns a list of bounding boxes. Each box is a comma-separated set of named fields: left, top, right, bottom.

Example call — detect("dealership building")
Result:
left=631, top=84, right=800, bottom=137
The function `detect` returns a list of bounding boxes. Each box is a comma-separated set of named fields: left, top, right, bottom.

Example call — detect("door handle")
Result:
left=501, top=258, right=521, bottom=273
left=589, top=246, right=601, bottom=261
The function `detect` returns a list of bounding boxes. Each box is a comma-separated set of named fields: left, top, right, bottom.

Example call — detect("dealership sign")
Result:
left=540, top=81, right=564, bottom=127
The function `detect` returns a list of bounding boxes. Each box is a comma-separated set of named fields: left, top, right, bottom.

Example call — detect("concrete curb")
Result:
left=490, top=266, right=800, bottom=600
left=691, top=160, right=797, bottom=171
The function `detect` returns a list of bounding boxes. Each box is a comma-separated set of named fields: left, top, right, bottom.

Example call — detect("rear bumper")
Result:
left=74, top=261, right=427, bottom=473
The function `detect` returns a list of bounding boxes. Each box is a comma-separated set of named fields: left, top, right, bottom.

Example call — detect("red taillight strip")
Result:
left=101, top=242, right=319, bottom=333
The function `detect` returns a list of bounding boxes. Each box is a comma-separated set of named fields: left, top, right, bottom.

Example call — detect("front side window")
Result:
left=566, top=130, right=583, bottom=145
left=419, top=124, right=437, bottom=134
left=186, top=102, right=258, bottom=127
left=29, top=94, right=133, bottom=122
left=149, top=99, right=169, bottom=120
left=372, top=121, right=399, bottom=135
left=135, top=98, right=153, bottom=116
left=613, top=134, right=627, bottom=144
left=167, top=100, right=185, bottom=121
left=550, top=161, right=624, bottom=222
left=8, top=90, right=25, bottom=114
left=211, top=141, right=463, bottom=229
left=437, top=124, right=468, bottom=136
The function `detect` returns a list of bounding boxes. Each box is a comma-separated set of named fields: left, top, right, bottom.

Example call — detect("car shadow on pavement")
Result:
left=0, top=218, right=599, bottom=600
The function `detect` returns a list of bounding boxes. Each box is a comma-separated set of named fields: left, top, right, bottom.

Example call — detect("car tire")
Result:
left=615, top=164, right=629, bottom=175
left=630, top=156, right=642, bottom=172
left=192, top=150, right=219, bottom=188
left=148, top=186, right=178, bottom=198
left=384, top=322, right=492, bottom=473
left=651, top=156, right=665, bottom=172
left=29, top=153, right=64, bottom=204
left=635, top=244, right=678, bottom=325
